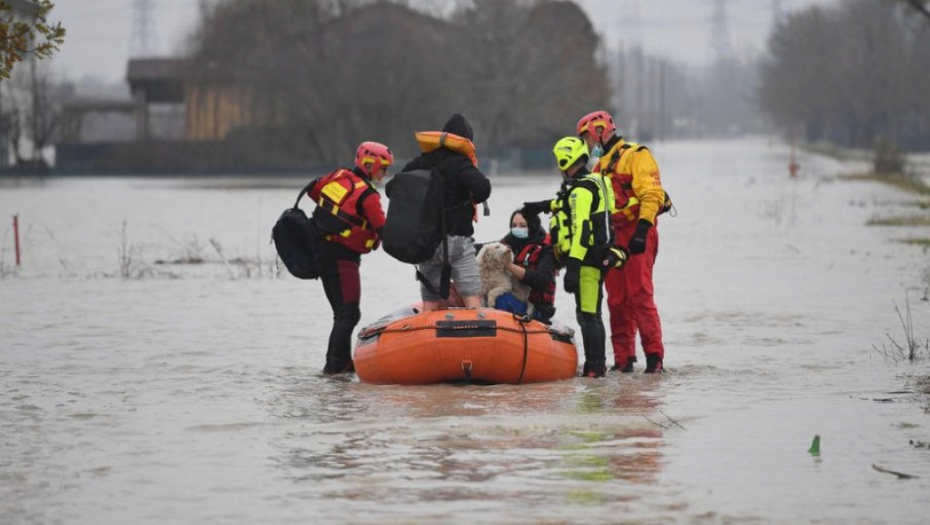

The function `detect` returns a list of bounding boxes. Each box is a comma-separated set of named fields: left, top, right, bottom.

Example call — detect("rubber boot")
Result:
left=582, top=360, right=607, bottom=378
left=645, top=353, right=663, bottom=374
left=611, top=357, right=636, bottom=373
left=324, top=304, right=361, bottom=374
left=577, top=312, right=606, bottom=378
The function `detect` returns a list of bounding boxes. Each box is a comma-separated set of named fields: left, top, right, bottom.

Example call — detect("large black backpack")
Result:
left=382, top=167, right=452, bottom=298
left=382, top=167, right=446, bottom=264
left=272, top=183, right=322, bottom=280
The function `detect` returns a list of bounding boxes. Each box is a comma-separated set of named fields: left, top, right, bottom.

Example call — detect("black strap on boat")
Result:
left=514, top=313, right=532, bottom=385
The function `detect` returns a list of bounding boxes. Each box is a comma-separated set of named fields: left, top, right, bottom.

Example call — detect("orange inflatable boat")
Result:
left=354, top=307, right=578, bottom=385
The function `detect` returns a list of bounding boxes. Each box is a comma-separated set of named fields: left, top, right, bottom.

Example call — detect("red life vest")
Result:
left=512, top=241, right=556, bottom=308
left=596, top=143, right=640, bottom=223
left=310, top=169, right=379, bottom=254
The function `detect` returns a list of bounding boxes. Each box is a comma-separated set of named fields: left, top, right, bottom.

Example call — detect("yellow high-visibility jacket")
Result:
left=549, top=170, right=615, bottom=264
left=595, top=138, right=665, bottom=225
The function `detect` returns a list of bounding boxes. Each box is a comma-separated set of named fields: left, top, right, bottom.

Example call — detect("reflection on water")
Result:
left=265, top=371, right=671, bottom=521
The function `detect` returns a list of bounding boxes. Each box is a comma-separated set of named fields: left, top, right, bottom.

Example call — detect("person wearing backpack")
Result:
left=398, top=114, right=491, bottom=311
left=577, top=110, right=667, bottom=374
left=307, top=141, right=393, bottom=374
left=524, top=137, right=628, bottom=378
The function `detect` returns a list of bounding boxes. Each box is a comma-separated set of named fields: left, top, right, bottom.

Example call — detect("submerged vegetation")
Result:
left=873, top=297, right=930, bottom=363
left=898, top=238, right=930, bottom=247
left=866, top=216, right=930, bottom=227
left=842, top=172, right=930, bottom=196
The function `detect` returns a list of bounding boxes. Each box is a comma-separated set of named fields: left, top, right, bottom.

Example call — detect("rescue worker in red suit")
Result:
left=307, top=142, right=392, bottom=374
left=577, top=111, right=666, bottom=373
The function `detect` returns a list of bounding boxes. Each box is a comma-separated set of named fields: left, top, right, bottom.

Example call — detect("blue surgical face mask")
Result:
left=511, top=227, right=529, bottom=239
left=590, top=144, right=604, bottom=158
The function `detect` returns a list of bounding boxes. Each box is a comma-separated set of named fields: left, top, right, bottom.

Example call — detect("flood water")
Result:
left=2, top=138, right=929, bottom=524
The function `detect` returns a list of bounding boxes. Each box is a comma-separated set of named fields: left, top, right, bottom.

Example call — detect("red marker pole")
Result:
left=13, top=214, right=21, bottom=266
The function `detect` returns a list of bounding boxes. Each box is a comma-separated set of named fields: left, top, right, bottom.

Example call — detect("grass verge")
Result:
left=840, top=172, right=930, bottom=195
left=867, top=216, right=930, bottom=227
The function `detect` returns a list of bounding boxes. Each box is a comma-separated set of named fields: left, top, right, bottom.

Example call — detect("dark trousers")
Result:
left=318, top=241, right=362, bottom=372
left=574, top=265, right=607, bottom=366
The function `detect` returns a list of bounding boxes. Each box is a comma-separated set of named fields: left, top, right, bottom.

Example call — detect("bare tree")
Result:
left=758, top=0, right=930, bottom=150
left=25, top=63, right=69, bottom=160
left=186, top=0, right=608, bottom=166
left=454, top=0, right=608, bottom=153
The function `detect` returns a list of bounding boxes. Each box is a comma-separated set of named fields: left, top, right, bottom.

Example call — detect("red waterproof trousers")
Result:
left=606, top=219, right=664, bottom=367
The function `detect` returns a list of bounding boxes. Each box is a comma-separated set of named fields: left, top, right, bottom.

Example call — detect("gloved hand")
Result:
left=628, top=219, right=652, bottom=255
left=563, top=258, right=581, bottom=294
left=602, top=245, right=629, bottom=270
left=522, top=200, right=552, bottom=216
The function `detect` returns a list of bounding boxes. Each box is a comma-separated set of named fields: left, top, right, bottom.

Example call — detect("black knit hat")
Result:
left=511, top=208, right=543, bottom=238
left=442, top=113, right=474, bottom=141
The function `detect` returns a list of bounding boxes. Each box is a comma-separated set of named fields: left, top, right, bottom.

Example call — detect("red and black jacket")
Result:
left=503, top=232, right=558, bottom=315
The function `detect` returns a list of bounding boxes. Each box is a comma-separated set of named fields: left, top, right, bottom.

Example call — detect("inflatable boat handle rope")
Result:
left=370, top=323, right=552, bottom=335
left=514, top=313, right=531, bottom=384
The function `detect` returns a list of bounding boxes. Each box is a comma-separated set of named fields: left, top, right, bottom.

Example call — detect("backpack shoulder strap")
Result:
left=295, top=179, right=318, bottom=209
left=420, top=160, right=452, bottom=300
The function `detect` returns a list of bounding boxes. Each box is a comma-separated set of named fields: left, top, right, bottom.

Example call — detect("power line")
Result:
left=130, top=0, right=159, bottom=57
left=710, top=0, right=732, bottom=61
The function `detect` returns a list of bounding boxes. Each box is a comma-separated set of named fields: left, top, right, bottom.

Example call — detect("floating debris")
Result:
left=808, top=434, right=821, bottom=456
left=872, top=464, right=918, bottom=479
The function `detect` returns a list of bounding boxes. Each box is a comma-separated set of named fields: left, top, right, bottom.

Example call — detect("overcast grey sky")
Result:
left=48, top=0, right=838, bottom=85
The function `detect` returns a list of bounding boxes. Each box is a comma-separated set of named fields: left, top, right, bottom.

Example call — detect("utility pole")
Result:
left=771, top=0, right=784, bottom=33
left=630, top=0, right=643, bottom=137
left=131, top=0, right=159, bottom=57
left=711, top=0, right=732, bottom=62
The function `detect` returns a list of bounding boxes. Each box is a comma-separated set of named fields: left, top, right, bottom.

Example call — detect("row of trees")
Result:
left=758, top=0, right=930, bottom=150
left=188, top=0, right=609, bottom=165
left=0, top=1, right=65, bottom=169
left=0, top=64, right=67, bottom=167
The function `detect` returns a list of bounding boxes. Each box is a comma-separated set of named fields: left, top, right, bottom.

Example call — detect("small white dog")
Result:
left=476, top=242, right=532, bottom=313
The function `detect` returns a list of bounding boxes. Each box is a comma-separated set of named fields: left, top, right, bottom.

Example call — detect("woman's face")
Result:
left=511, top=213, right=528, bottom=229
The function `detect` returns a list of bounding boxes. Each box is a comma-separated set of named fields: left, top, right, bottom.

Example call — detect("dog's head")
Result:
left=477, top=242, right=513, bottom=268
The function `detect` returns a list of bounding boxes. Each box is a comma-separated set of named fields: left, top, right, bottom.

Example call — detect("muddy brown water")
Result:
left=2, top=138, right=929, bottom=524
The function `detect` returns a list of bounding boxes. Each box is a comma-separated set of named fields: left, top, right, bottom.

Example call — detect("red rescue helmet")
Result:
left=355, top=141, right=394, bottom=177
left=576, top=110, right=617, bottom=143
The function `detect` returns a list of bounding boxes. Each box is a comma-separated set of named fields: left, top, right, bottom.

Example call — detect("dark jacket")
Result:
left=502, top=230, right=556, bottom=294
left=402, top=149, right=490, bottom=237
left=403, top=113, right=490, bottom=237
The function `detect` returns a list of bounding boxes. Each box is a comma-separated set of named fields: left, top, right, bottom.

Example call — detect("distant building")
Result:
left=53, top=1, right=445, bottom=173
left=6, top=0, right=39, bottom=17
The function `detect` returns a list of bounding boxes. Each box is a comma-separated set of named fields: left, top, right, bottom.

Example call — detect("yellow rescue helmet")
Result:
left=552, top=136, right=588, bottom=171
